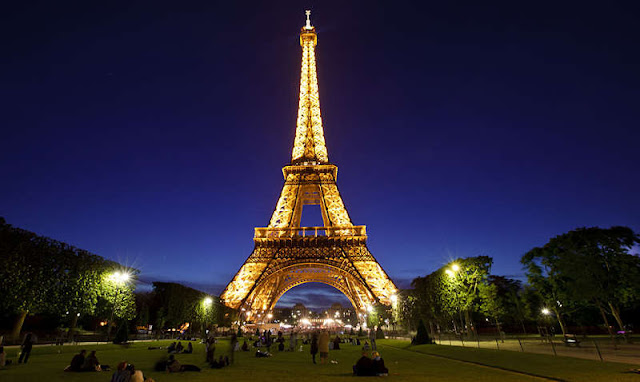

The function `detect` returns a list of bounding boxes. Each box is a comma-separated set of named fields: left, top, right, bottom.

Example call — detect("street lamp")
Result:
left=107, top=270, right=132, bottom=341
left=541, top=308, right=551, bottom=315
left=201, top=297, right=214, bottom=338
left=446, top=263, right=465, bottom=335
left=111, top=271, right=131, bottom=284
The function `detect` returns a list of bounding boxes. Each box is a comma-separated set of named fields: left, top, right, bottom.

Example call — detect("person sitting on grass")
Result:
left=166, top=354, right=201, bottom=372
left=353, top=351, right=374, bottom=376
left=167, top=342, right=176, bottom=353
left=210, top=356, right=223, bottom=369
left=65, top=349, right=86, bottom=372
left=241, top=340, right=249, bottom=351
left=371, top=351, right=388, bottom=376
left=166, top=354, right=182, bottom=373
left=333, top=335, right=341, bottom=350
left=175, top=341, right=184, bottom=353
left=183, top=342, right=193, bottom=354
left=127, top=363, right=145, bottom=382
left=0, top=346, right=11, bottom=368
left=362, top=341, right=370, bottom=351
left=81, top=350, right=109, bottom=371
left=211, top=355, right=230, bottom=369
left=110, top=361, right=131, bottom=382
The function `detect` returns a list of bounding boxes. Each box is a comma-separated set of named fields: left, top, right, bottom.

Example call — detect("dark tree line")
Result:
left=0, top=218, right=233, bottom=343
left=135, top=282, right=232, bottom=336
left=0, top=217, right=136, bottom=341
left=400, top=226, right=640, bottom=337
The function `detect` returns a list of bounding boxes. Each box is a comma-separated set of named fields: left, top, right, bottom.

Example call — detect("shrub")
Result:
left=412, top=319, right=432, bottom=345
left=113, top=322, right=129, bottom=344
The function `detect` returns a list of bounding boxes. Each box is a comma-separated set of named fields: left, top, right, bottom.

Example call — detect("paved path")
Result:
left=434, top=337, right=640, bottom=365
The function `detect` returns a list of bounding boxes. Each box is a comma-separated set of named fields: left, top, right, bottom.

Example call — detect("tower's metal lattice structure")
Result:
left=221, top=12, right=397, bottom=320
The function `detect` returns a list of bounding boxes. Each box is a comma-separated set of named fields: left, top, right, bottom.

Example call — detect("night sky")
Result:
left=1, top=1, right=639, bottom=309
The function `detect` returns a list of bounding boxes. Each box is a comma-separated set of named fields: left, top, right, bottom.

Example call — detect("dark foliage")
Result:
left=413, top=319, right=432, bottom=345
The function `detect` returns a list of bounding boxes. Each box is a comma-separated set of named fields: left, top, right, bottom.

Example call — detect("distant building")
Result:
left=326, top=303, right=357, bottom=325
left=292, top=303, right=310, bottom=319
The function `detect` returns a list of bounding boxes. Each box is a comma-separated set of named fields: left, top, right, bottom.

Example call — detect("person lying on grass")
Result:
left=166, top=354, right=201, bottom=372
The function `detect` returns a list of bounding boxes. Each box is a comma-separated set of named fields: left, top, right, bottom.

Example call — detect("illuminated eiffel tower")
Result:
left=221, top=11, right=397, bottom=321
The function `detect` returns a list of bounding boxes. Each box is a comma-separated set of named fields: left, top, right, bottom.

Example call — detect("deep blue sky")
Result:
left=1, top=1, right=639, bottom=309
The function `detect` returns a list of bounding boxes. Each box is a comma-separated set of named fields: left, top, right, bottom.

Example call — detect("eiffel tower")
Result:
left=221, top=11, right=397, bottom=321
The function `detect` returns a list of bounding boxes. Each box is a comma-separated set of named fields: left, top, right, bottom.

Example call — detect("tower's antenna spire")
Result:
left=304, top=10, right=313, bottom=30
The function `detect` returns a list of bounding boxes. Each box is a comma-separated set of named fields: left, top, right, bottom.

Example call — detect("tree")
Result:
left=443, top=256, right=493, bottom=337
left=479, top=282, right=505, bottom=336
left=113, top=322, right=129, bottom=344
left=98, top=271, right=137, bottom=326
left=413, top=319, right=432, bottom=345
left=366, top=302, right=391, bottom=329
left=479, top=276, right=524, bottom=336
left=0, top=218, right=135, bottom=341
left=151, top=282, right=226, bottom=335
left=410, top=272, right=451, bottom=334
left=523, top=226, right=640, bottom=335
left=522, top=246, right=572, bottom=335
left=407, top=256, right=493, bottom=337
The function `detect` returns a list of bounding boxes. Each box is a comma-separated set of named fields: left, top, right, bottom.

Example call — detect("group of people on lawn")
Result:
left=63, top=349, right=153, bottom=381
left=8, top=328, right=389, bottom=378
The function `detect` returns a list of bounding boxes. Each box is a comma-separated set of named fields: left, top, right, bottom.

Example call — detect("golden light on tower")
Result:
left=220, top=11, right=397, bottom=321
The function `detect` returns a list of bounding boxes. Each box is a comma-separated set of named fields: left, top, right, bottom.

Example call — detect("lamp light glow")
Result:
left=110, top=270, right=132, bottom=285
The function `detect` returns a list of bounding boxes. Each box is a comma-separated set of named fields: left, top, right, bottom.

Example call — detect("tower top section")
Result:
left=291, top=10, right=328, bottom=165
left=299, top=10, right=317, bottom=47
left=304, top=10, right=313, bottom=30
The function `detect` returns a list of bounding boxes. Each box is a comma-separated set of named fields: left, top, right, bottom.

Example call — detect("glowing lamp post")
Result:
left=107, top=270, right=132, bottom=341
left=446, top=263, right=465, bottom=335
left=201, top=297, right=214, bottom=336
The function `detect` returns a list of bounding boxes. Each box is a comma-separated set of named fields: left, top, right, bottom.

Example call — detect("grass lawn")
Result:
left=1, top=338, right=638, bottom=382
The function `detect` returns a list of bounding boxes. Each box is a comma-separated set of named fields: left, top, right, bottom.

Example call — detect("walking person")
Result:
left=318, top=329, right=330, bottom=364
left=18, top=332, right=35, bottom=364
left=229, top=333, right=238, bottom=364
left=310, top=332, right=318, bottom=364
left=369, top=327, right=377, bottom=351
left=265, top=330, right=272, bottom=352
left=205, top=336, right=216, bottom=363
left=289, top=330, right=297, bottom=352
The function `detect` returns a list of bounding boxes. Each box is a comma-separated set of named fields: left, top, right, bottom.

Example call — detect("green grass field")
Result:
left=1, top=338, right=638, bottom=381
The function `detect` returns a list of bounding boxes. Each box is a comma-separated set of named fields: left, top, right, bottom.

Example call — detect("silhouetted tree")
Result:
left=413, top=319, right=431, bottom=344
